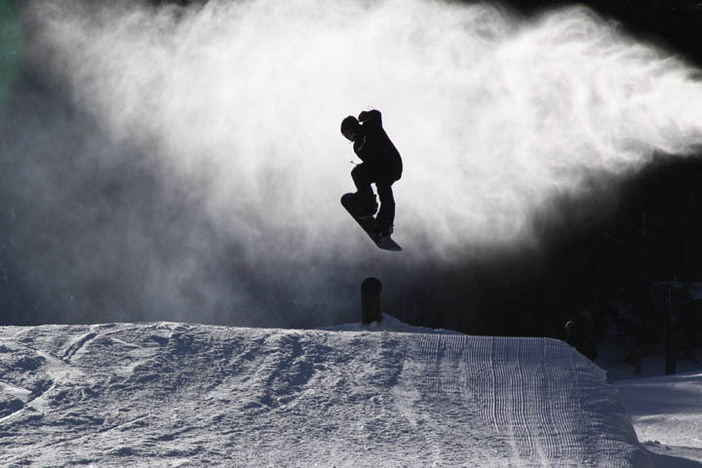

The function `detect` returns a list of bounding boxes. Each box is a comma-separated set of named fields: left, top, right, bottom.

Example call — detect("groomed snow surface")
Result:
left=0, top=317, right=698, bottom=467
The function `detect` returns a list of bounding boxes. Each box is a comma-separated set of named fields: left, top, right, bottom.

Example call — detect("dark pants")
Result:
left=351, top=163, right=399, bottom=226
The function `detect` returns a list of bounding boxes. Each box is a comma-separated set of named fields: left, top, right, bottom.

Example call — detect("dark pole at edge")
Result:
left=664, top=286, right=676, bottom=375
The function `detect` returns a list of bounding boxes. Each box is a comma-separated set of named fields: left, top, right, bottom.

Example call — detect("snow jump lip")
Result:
left=0, top=322, right=650, bottom=467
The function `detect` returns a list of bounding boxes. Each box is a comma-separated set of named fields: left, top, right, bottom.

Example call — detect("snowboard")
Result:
left=341, top=193, right=402, bottom=251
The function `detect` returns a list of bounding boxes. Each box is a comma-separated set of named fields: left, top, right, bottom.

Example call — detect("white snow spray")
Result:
left=14, top=0, right=702, bottom=326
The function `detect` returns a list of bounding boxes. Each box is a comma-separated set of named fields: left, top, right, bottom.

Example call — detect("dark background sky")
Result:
left=402, top=0, right=702, bottom=344
left=418, top=0, right=702, bottom=348
left=2, top=0, right=702, bottom=348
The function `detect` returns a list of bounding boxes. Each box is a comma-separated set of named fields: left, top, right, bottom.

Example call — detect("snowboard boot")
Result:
left=352, top=194, right=378, bottom=219
left=375, top=220, right=394, bottom=239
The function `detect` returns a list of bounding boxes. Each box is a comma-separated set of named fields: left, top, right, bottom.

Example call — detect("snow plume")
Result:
left=8, top=0, right=702, bottom=326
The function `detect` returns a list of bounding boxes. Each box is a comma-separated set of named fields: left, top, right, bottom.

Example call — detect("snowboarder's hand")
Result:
left=358, top=111, right=370, bottom=122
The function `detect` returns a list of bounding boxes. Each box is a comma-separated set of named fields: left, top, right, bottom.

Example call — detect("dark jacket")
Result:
left=353, top=110, right=403, bottom=183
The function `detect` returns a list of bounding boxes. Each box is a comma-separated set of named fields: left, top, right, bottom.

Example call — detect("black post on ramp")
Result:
left=361, top=277, right=382, bottom=325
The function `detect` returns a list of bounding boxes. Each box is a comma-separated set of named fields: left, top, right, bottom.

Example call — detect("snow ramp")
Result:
left=0, top=322, right=650, bottom=467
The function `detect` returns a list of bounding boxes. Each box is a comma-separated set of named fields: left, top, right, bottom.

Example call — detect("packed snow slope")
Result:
left=0, top=320, right=650, bottom=467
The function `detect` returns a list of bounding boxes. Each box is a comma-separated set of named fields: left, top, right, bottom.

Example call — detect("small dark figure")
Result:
left=565, top=320, right=598, bottom=361
left=340, top=109, right=403, bottom=238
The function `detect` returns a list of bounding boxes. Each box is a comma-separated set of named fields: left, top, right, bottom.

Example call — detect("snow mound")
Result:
left=0, top=322, right=650, bottom=467
left=616, top=372, right=702, bottom=464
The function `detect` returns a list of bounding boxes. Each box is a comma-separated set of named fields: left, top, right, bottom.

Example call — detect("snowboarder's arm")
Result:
left=358, top=109, right=382, bottom=128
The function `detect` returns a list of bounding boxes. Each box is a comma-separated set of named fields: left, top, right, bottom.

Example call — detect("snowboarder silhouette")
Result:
left=340, top=109, right=403, bottom=239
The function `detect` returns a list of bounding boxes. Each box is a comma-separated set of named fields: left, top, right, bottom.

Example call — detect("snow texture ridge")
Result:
left=0, top=322, right=650, bottom=467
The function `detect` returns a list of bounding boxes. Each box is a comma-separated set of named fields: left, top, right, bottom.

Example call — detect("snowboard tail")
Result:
left=341, top=193, right=402, bottom=251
